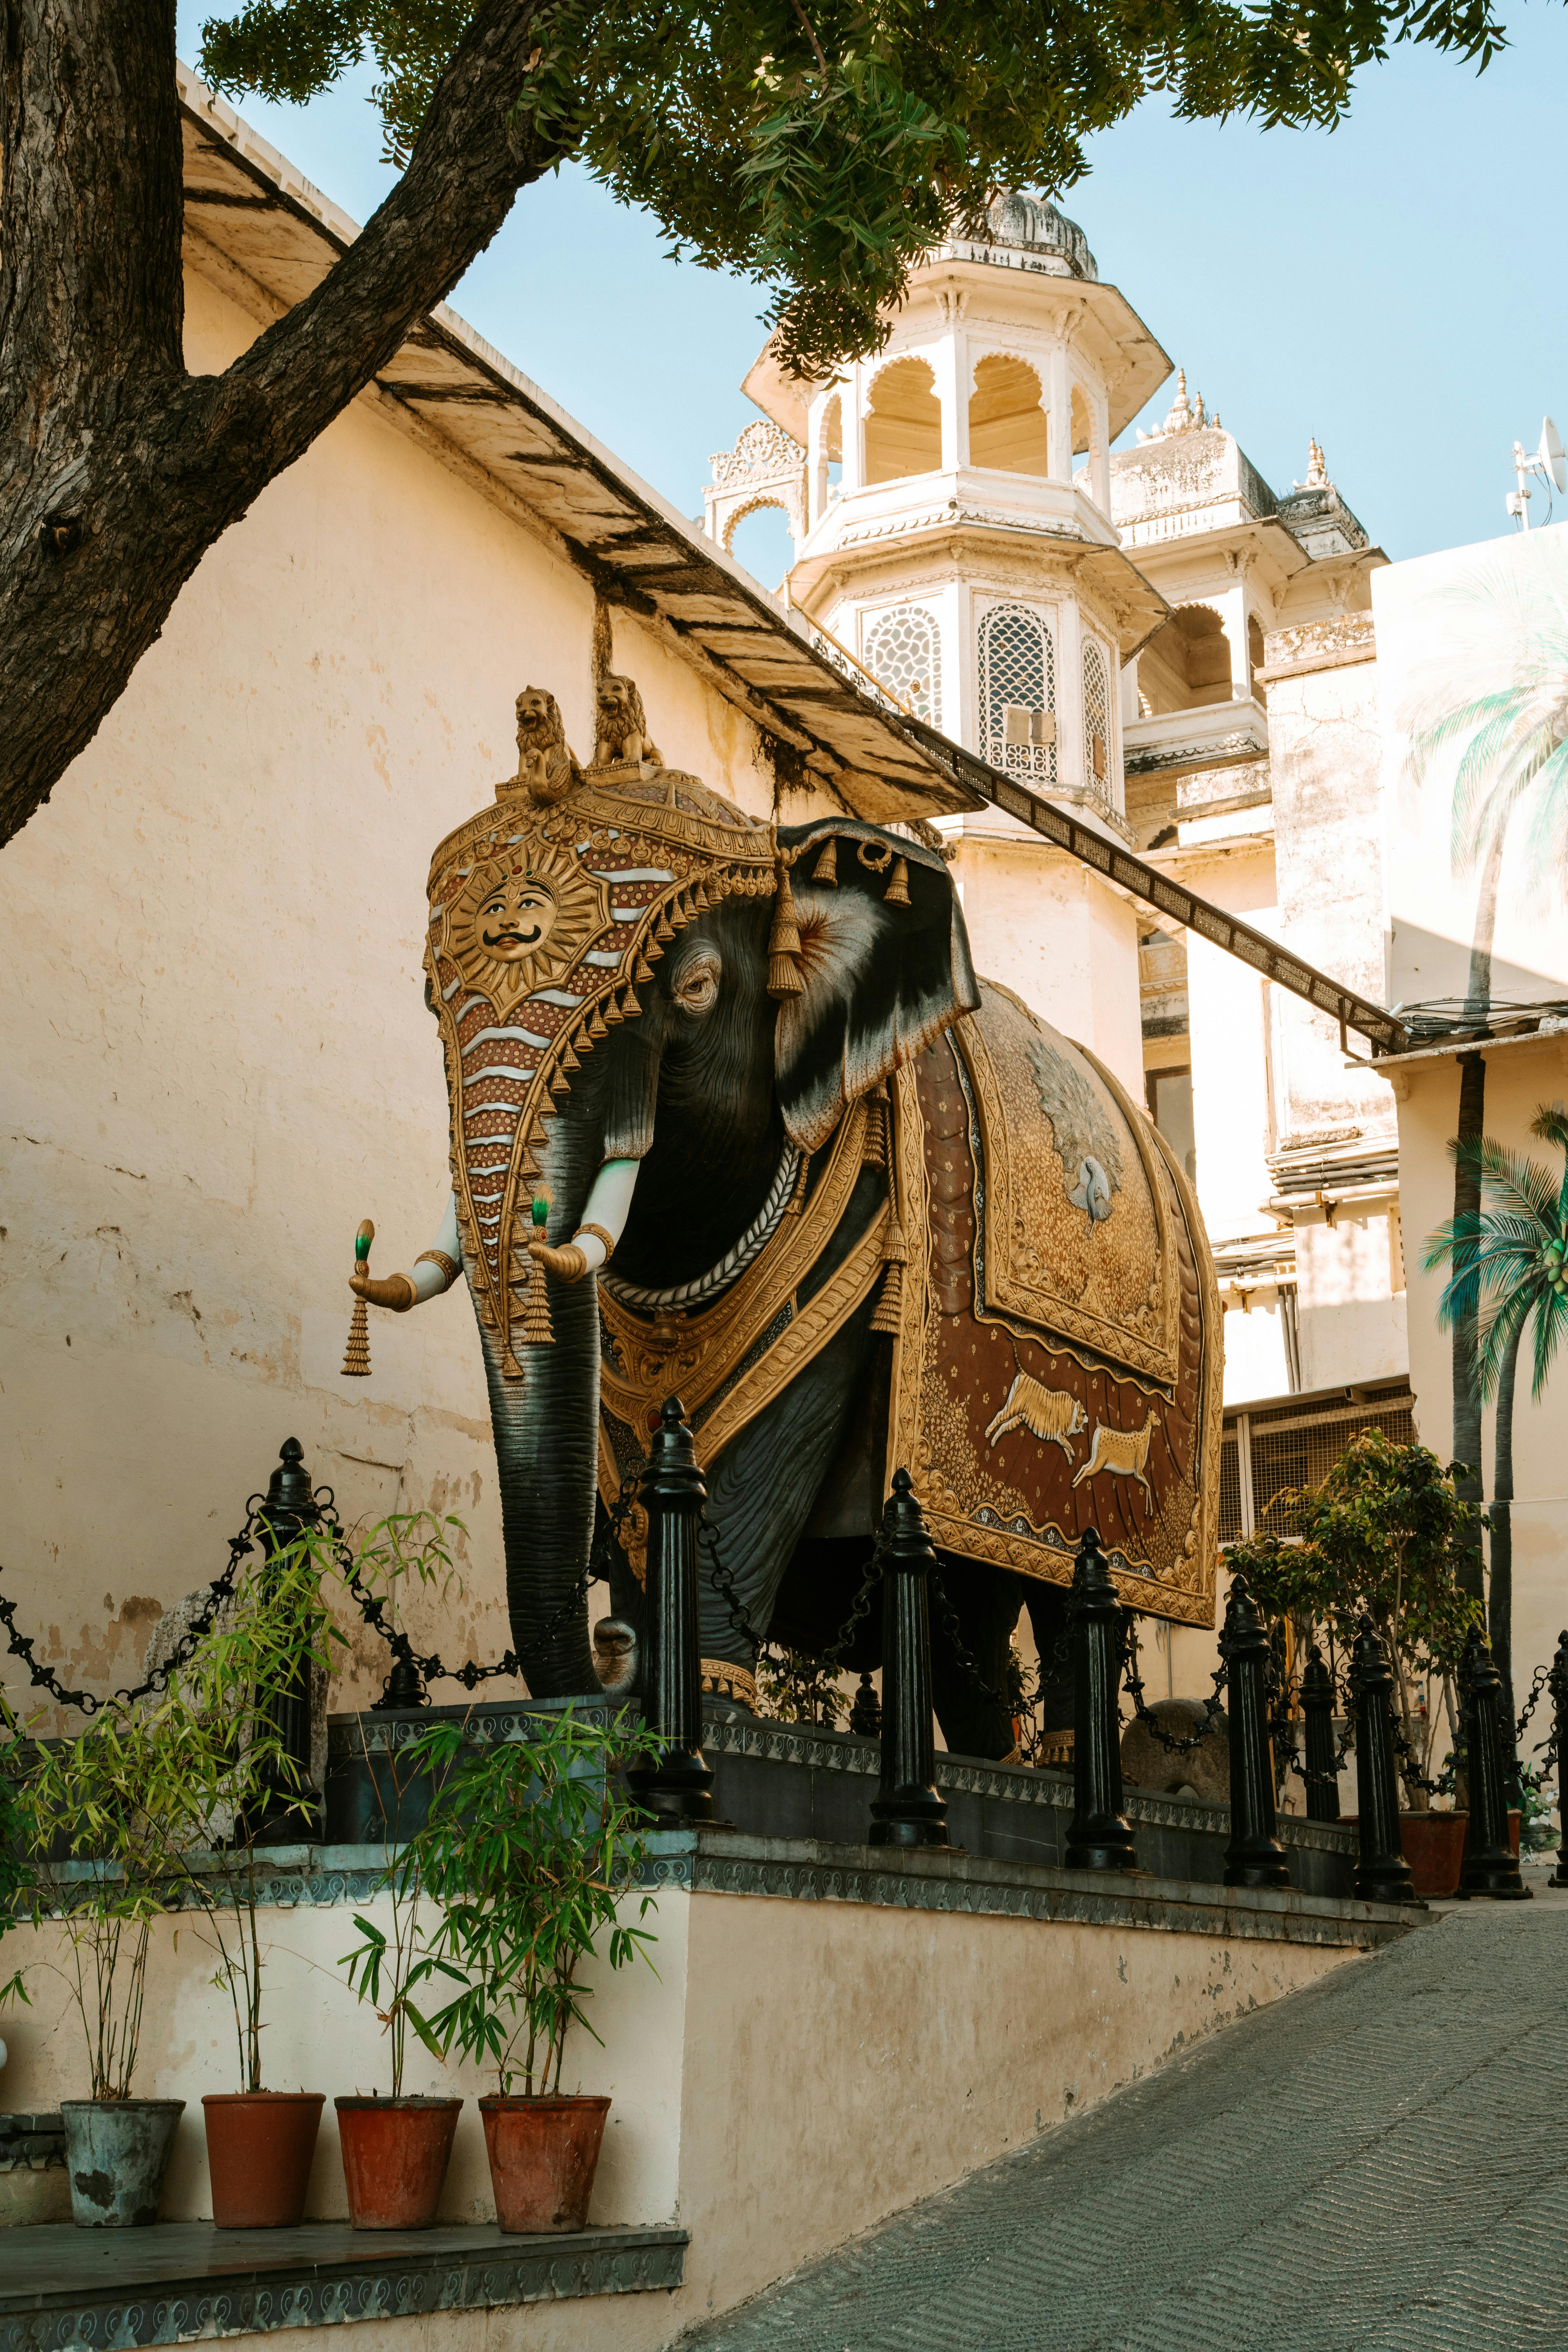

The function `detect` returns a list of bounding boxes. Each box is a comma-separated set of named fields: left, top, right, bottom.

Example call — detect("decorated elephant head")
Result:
left=423, top=741, right=978, bottom=1695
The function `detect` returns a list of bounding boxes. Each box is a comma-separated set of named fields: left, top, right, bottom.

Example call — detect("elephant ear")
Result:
left=772, top=820, right=979, bottom=1152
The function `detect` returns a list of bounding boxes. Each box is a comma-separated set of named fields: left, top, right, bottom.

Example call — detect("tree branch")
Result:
left=217, top=0, right=572, bottom=478
left=0, top=0, right=576, bottom=851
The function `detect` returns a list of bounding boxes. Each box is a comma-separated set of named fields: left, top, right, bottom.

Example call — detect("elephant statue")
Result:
left=352, top=685, right=1222, bottom=1760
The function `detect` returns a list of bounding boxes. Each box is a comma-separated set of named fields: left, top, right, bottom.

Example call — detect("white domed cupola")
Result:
left=712, top=191, right=1171, bottom=827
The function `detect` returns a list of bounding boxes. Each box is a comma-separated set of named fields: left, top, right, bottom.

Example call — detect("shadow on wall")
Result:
left=1389, top=921, right=1567, bottom=1014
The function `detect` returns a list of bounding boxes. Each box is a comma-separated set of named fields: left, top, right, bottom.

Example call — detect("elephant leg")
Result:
left=1023, top=1580, right=1073, bottom=1735
left=929, top=1557, right=1024, bottom=1761
left=696, top=1306, right=877, bottom=1673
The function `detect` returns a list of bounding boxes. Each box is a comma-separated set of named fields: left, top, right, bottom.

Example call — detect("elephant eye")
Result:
left=673, top=949, right=721, bottom=1016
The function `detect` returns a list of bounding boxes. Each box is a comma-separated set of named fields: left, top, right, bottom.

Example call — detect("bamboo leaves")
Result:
left=392, top=1707, right=664, bottom=2097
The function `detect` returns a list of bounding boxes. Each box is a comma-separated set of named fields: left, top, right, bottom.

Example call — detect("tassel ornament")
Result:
left=518, top=1194, right=556, bottom=1346
left=813, top=836, right=838, bottom=886
left=885, top=855, right=911, bottom=908
left=341, top=1217, right=375, bottom=1377
left=767, top=862, right=806, bottom=999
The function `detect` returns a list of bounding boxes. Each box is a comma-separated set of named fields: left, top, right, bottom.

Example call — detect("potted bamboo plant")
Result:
left=402, top=1704, right=662, bottom=2234
left=18, top=1707, right=188, bottom=2226
left=143, top=1524, right=346, bottom=2226
left=333, top=1659, right=468, bottom=2231
left=1230, top=1428, right=1482, bottom=1894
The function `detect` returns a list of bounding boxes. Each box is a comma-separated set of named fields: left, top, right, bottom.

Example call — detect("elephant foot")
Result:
left=700, top=1656, right=759, bottom=1718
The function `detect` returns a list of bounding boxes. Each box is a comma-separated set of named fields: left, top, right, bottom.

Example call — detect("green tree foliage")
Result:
left=756, top=1644, right=849, bottom=1726
left=1226, top=1429, right=1481, bottom=1806
left=201, top=0, right=1520, bottom=379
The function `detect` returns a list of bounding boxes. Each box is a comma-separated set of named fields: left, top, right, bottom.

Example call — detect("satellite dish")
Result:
left=1540, top=416, right=1566, bottom=495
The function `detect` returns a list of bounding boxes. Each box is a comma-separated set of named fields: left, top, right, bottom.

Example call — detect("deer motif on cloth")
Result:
left=1071, top=1413, right=1160, bottom=1509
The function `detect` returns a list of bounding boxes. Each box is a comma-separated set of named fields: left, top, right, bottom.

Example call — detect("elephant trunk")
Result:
left=471, top=1108, right=614, bottom=1700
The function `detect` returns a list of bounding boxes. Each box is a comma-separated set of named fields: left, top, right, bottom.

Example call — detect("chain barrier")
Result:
left=926, top=1565, right=1007, bottom=1710
left=329, top=1469, right=641, bottom=1702
left=0, top=1506, right=262, bottom=1719
left=1121, top=1617, right=1228, bottom=1753
left=696, top=1506, right=769, bottom=1664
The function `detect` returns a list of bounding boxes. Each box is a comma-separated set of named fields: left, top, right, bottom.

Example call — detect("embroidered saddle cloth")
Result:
left=885, top=982, right=1220, bottom=1629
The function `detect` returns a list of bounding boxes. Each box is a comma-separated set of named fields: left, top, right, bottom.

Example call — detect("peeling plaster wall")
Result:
left=1264, top=628, right=1394, bottom=1142
left=0, top=259, right=806, bottom=1716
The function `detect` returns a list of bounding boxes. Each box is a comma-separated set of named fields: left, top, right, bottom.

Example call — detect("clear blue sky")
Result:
left=177, top=7, right=1568, bottom=586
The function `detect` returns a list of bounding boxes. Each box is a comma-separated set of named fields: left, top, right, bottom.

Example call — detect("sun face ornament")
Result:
left=440, top=837, right=608, bottom=1019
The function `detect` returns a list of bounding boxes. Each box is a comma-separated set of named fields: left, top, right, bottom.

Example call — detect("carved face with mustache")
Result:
left=477, top=875, right=560, bottom=963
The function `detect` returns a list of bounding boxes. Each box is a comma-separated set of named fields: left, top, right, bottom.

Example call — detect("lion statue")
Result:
left=594, top=670, right=662, bottom=770
left=507, top=686, right=582, bottom=805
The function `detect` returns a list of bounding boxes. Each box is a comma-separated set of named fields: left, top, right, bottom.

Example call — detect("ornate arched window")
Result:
left=978, top=602, right=1056, bottom=782
left=1082, top=637, right=1111, bottom=800
left=864, top=605, right=941, bottom=727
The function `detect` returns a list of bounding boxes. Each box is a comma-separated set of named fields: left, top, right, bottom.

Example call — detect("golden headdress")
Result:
left=425, top=735, right=776, bottom=1374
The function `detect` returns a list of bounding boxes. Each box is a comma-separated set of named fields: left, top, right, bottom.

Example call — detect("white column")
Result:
left=1219, top=584, right=1250, bottom=700
left=1091, top=387, right=1112, bottom=514
left=1045, top=341, right=1073, bottom=485
left=953, top=582, right=978, bottom=755
left=807, top=394, right=824, bottom=532
left=934, top=331, right=965, bottom=474
left=1057, top=595, right=1083, bottom=794
left=842, top=365, right=865, bottom=494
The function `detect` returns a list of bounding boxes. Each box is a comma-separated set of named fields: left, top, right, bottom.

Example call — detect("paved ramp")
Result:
left=686, top=1903, right=1568, bottom=2351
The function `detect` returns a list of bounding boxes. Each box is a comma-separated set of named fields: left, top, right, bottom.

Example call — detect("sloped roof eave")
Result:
left=174, top=63, right=983, bottom=823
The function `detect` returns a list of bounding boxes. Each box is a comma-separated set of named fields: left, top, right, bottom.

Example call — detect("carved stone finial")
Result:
left=1292, top=437, right=1330, bottom=492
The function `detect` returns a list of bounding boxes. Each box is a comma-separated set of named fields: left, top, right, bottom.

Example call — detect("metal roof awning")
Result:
left=177, top=68, right=982, bottom=829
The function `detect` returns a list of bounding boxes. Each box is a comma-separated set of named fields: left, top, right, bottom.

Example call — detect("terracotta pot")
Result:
left=479, top=2094, right=609, bottom=2234
left=60, top=2098, right=184, bottom=2228
left=203, top=2091, right=325, bottom=2227
left=1400, top=1811, right=1469, bottom=1898
left=336, top=2097, right=462, bottom=2230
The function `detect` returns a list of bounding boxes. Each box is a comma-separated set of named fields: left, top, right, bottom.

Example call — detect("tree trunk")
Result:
left=0, top=0, right=568, bottom=851
left=1451, top=1050, right=1486, bottom=1601
left=1464, top=825, right=1507, bottom=1017
left=1491, top=1320, right=1522, bottom=1807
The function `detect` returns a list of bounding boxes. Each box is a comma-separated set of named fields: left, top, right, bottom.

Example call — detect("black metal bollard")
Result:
left=849, top=1670, right=882, bottom=1741
left=625, top=1398, right=716, bottom=1826
left=1064, top=1528, right=1137, bottom=1873
left=1301, top=1645, right=1342, bottom=1825
left=1550, top=1630, right=1568, bottom=1890
left=1219, top=1578, right=1291, bottom=1889
left=1350, top=1616, right=1415, bottom=1905
left=1453, top=1628, right=1531, bottom=1900
left=250, top=1437, right=324, bottom=1845
left=868, top=1470, right=949, bottom=1849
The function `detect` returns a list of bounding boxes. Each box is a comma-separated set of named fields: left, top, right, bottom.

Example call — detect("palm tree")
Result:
left=1424, top=1106, right=1568, bottom=1784
left=1404, top=564, right=1568, bottom=1592
left=1405, top=563, right=1568, bottom=1015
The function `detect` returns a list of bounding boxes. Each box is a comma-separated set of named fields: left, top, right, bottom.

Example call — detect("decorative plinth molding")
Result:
left=0, top=2223, right=688, bottom=2352
left=638, top=1828, right=1413, bottom=1952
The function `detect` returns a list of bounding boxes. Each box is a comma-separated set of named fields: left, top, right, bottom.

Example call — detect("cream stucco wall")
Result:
left=0, top=255, right=803, bottom=1718
left=1388, top=1034, right=1568, bottom=1743
left=950, top=830, right=1143, bottom=1095
left=3, top=1872, right=1371, bottom=2346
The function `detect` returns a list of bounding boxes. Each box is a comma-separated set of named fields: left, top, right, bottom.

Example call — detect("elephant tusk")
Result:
left=527, top=1239, right=590, bottom=1284
left=558, top=1157, right=641, bottom=1275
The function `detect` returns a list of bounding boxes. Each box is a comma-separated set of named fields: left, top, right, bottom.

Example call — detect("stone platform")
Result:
left=0, top=2221, right=686, bottom=2352
left=325, top=1698, right=1362, bottom=1901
